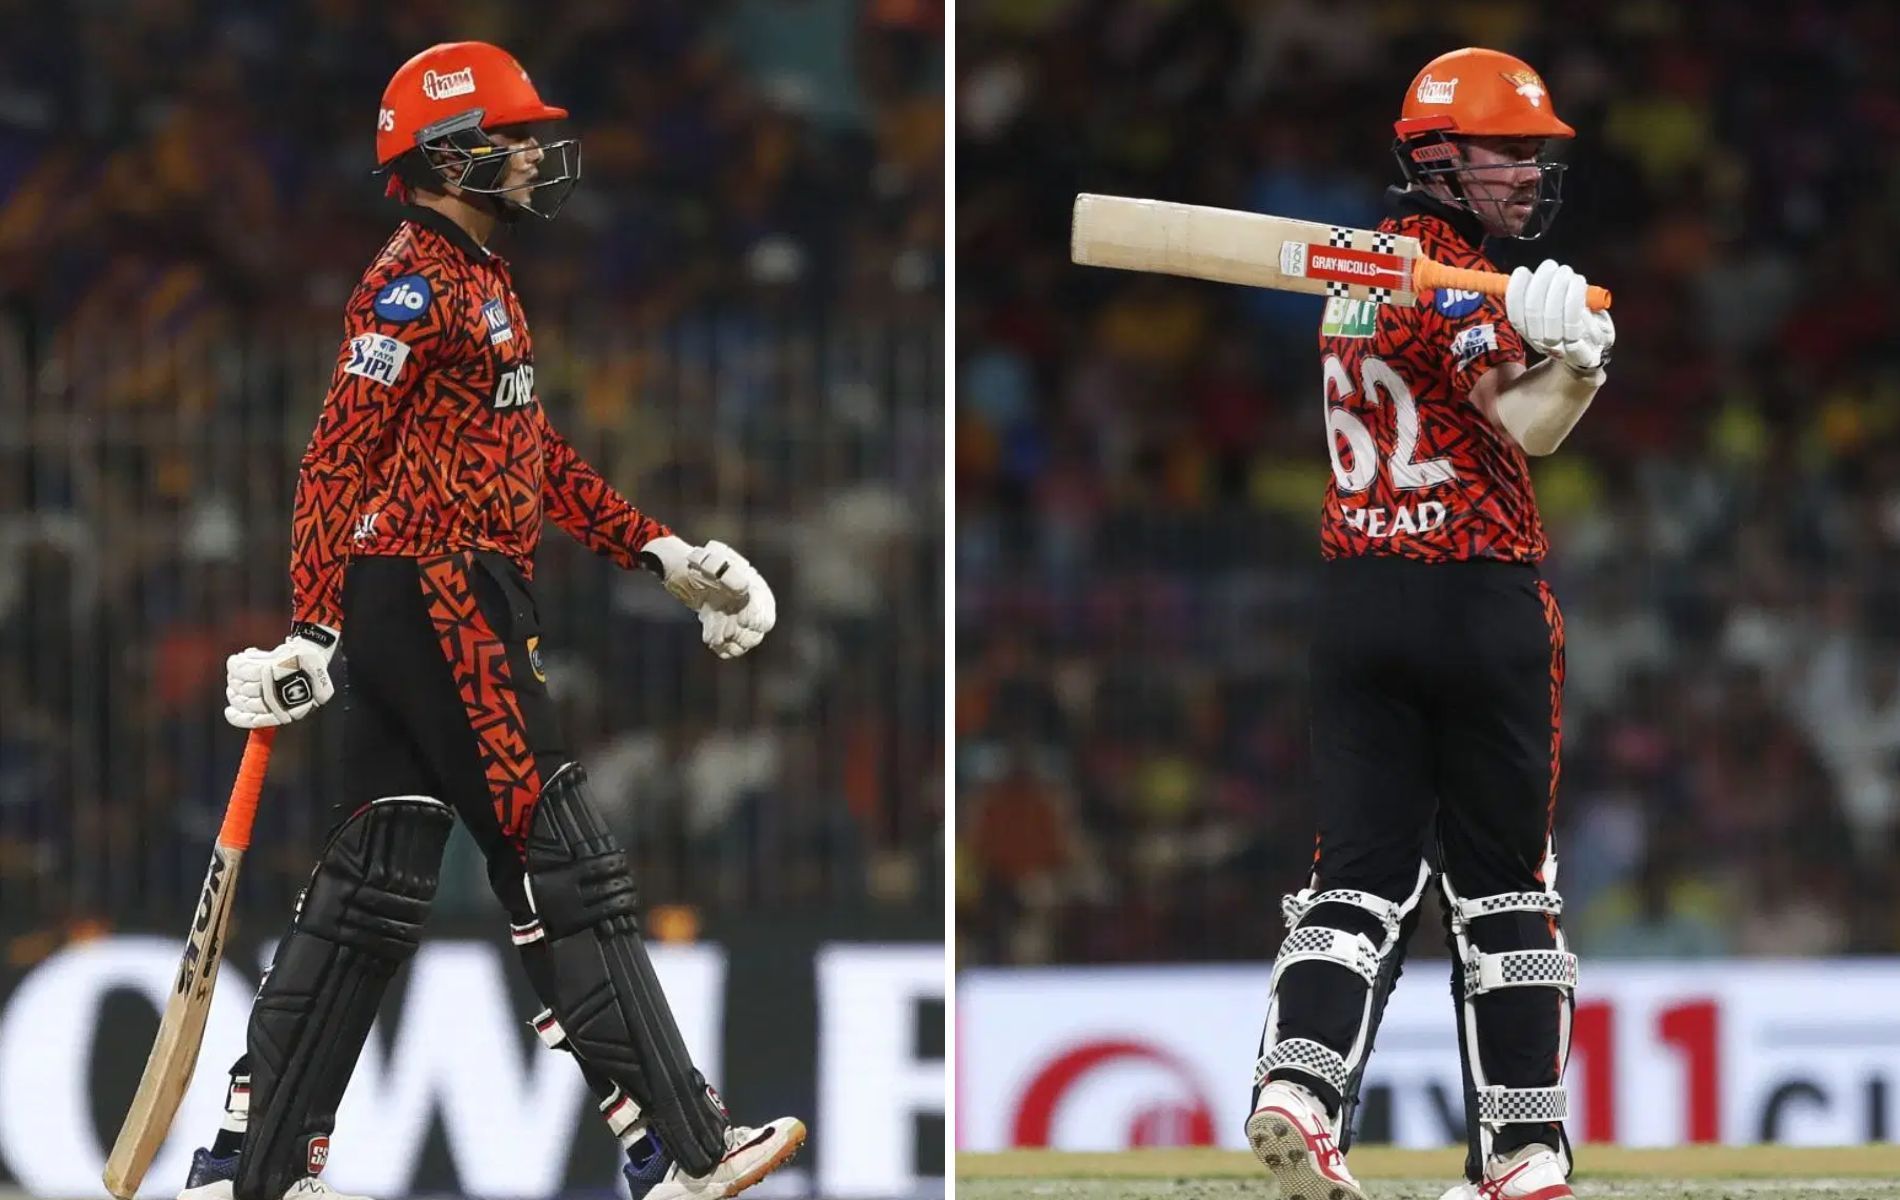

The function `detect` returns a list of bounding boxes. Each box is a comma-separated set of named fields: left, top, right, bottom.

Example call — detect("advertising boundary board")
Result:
left=958, top=960, right=1900, bottom=1152
left=0, top=916, right=943, bottom=1199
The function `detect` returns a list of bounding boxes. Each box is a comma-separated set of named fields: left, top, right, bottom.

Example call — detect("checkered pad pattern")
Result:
left=1277, top=925, right=1381, bottom=984
left=1478, top=1085, right=1569, bottom=1124
left=1460, top=891, right=1565, bottom=919
left=1258, top=1037, right=1348, bottom=1092
left=1467, top=949, right=1580, bottom=998
left=1284, top=887, right=1401, bottom=933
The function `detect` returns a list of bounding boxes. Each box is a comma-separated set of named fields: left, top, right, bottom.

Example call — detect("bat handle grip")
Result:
left=1412, top=257, right=1612, bottom=312
left=216, top=727, right=277, bottom=850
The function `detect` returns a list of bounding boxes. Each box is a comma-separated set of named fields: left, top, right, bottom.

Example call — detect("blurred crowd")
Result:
left=957, top=0, right=1900, bottom=963
left=0, top=0, right=944, bottom=936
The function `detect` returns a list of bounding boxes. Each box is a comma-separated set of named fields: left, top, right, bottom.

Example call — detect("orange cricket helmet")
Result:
left=375, top=41, right=581, bottom=220
left=1391, top=48, right=1573, bottom=241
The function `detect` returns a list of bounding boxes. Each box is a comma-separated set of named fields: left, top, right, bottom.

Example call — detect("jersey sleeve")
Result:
left=288, top=270, right=441, bottom=627
left=537, top=407, right=672, bottom=569
left=1442, top=292, right=1527, bottom=400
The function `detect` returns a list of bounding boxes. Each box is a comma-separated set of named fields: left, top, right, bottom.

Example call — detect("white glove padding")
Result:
left=642, top=535, right=777, bottom=658
left=699, top=562, right=776, bottom=659
left=1505, top=259, right=1616, bottom=373
left=225, top=625, right=339, bottom=728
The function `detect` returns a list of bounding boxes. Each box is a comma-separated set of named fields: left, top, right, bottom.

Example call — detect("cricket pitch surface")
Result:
left=957, top=1146, right=1900, bottom=1200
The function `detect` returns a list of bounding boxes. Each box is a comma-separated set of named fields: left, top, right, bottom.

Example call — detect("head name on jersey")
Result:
left=374, top=274, right=433, bottom=323
left=1434, top=287, right=1484, bottom=318
left=482, top=297, right=515, bottom=345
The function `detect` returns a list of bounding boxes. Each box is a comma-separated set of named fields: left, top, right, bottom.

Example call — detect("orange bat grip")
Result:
left=1412, top=257, right=1612, bottom=312
left=216, top=727, right=276, bottom=850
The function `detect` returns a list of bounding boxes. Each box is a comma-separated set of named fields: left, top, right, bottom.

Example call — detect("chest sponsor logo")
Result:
left=344, top=333, right=412, bottom=387
left=422, top=67, right=476, bottom=101
left=1322, top=297, right=1379, bottom=338
left=373, top=274, right=432, bottom=323
left=1450, top=322, right=1499, bottom=369
left=493, top=361, right=536, bottom=409
left=482, top=297, right=515, bottom=345
left=1434, top=287, right=1483, bottom=318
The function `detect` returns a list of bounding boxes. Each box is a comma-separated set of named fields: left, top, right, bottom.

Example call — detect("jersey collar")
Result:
left=403, top=204, right=494, bottom=264
left=1385, top=185, right=1488, bottom=252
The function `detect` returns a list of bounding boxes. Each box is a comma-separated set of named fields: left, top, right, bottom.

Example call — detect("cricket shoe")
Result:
left=1436, top=1144, right=1573, bottom=1200
left=1245, top=1080, right=1364, bottom=1200
left=627, top=1118, right=807, bottom=1200
left=177, top=1150, right=374, bottom=1200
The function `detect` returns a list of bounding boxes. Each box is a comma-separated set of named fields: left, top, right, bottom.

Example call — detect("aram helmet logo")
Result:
left=1415, top=74, right=1458, bottom=104
left=1501, top=69, right=1546, bottom=107
left=421, top=66, right=476, bottom=101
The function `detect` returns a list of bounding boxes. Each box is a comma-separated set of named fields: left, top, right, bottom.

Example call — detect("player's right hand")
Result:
left=225, top=623, right=339, bottom=728
left=1506, top=259, right=1615, bottom=374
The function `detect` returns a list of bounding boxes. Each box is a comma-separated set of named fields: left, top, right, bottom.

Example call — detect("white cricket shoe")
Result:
left=179, top=1176, right=372, bottom=1200
left=1245, top=1080, right=1365, bottom=1200
left=640, top=1117, right=807, bottom=1200
left=1436, top=1144, right=1573, bottom=1200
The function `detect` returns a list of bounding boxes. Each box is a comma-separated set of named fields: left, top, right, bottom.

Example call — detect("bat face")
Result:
left=175, top=848, right=235, bottom=1001
left=103, top=844, right=246, bottom=1199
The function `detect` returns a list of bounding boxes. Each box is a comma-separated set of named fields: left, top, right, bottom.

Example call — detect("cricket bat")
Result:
left=1070, top=193, right=1611, bottom=311
left=103, top=727, right=277, bottom=1200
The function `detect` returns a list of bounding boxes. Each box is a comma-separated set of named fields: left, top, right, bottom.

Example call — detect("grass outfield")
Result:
left=958, top=1146, right=1900, bottom=1199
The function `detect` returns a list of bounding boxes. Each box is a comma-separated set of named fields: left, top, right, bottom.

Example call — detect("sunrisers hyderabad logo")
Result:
left=1011, top=1039, right=1216, bottom=1147
left=1502, top=69, right=1547, bottom=107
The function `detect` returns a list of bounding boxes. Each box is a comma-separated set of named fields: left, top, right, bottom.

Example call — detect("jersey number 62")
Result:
left=1322, top=353, right=1456, bottom=494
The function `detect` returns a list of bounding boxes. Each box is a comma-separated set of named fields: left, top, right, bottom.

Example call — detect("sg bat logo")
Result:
left=174, top=851, right=230, bottom=996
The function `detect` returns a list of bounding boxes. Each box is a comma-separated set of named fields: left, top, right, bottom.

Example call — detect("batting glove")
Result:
left=225, top=622, right=338, bottom=728
left=642, top=535, right=777, bottom=659
left=1505, top=259, right=1615, bottom=374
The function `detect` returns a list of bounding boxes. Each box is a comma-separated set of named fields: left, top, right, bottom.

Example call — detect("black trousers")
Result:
left=1276, top=554, right=1566, bottom=1160
left=336, top=550, right=565, bottom=923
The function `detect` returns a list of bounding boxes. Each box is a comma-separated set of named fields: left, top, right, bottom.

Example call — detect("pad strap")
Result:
left=1255, top=1037, right=1348, bottom=1093
left=1465, top=949, right=1579, bottom=999
left=1272, top=925, right=1383, bottom=988
left=1450, top=890, right=1563, bottom=928
left=1477, top=1084, right=1569, bottom=1124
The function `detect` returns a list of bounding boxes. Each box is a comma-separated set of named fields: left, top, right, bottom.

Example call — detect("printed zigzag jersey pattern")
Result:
left=289, top=218, right=670, bottom=629
left=1317, top=211, right=1547, bottom=564
left=418, top=552, right=542, bottom=848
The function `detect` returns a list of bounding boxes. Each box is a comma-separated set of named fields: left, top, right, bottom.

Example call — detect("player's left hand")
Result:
left=643, top=535, right=777, bottom=658
left=1506, top=259, right=1615, bottom=374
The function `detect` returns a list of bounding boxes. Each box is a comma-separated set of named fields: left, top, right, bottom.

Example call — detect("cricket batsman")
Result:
left=1245, top=48, right=1613, bottom=1200
left=174, top=42, right=803, bottom=1200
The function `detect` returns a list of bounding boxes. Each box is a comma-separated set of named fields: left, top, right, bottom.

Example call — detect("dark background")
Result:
left=0, top=0, right=945, bottom=939
left=957, top=0, right=1900, bottom=964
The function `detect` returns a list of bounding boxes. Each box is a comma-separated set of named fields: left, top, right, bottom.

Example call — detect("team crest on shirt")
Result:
left=481, top=297, right=515, bottom=345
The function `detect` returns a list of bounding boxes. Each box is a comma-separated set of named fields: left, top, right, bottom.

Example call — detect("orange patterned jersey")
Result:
left=1317, top=189, right=1545, bottom=563
left=290, top=207, right=669, bottom=628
